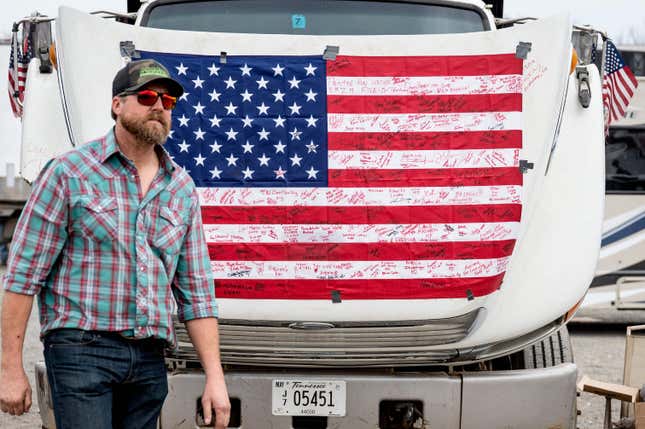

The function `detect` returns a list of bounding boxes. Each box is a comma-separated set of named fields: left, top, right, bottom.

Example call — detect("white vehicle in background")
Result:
left=9, top=1, right=605, bottom=427
left=576, top=45, right=645, bottom=321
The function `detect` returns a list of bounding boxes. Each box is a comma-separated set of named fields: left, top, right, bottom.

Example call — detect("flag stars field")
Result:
left=177, top=140, right=190, bottom=153
left=209, top=114, right=221, bottom=127
left=192, top=76, right=204, bottom=88
left=194, top=153, right=206, bottom=166
left=209, top=141, right=222, bottom=153
left=177, top=114, right=190, bottom=127
left=175, top=62, right=188, bottom=75
left=192, top=102, right=205, bottom=114
left=272, top=64, right=285, bottom=76
left=158, top=54, right=328, bottom=187
left=208, top=88, right=221, bottom=102
left=208, top=63, right=220, bottom=76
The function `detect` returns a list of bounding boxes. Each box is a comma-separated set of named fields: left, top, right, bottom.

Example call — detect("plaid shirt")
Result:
left=3, top=129, right=218, bottom=347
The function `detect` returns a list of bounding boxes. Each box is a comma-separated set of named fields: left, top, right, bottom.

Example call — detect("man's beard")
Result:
left=120, top=112, right=170, bottom=147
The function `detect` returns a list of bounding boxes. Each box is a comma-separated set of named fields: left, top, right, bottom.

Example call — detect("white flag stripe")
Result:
left=327, top=112, right=521, bottom=133
left=203, top=222, right=519, bottom=244
left=603, top=85, right=619, bottom=120
left=605, top=76, right=630, bottom=119
left=609, top=74, right=629, bottom=107
left=615, top=72, right=636, bottom=106
left=211, top=257, right=511, bottom=280
left=197, top=185, right=522, bottom=207
left=610, top=71, right=636, bottom=102
left=328, top=148, right=520, bottom=169
left=326, top=75, right=522, bottom=96
left=620, top=69, right=638, bottom=93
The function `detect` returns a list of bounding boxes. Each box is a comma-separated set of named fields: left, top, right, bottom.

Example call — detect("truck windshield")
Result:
left=621, top=50, right=645, bottom=76
left=142, top=0, right=487, bottom=35
left=606, top=127, right=645, bottom=192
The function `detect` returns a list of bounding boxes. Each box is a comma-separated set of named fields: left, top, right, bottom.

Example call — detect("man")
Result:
left=0, top=59, right=230, bottom=428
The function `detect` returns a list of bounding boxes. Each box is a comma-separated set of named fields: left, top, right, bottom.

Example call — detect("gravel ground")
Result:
left=0, top=280, right=633, bottom=428
left=570, top=323, right=629, bottom=429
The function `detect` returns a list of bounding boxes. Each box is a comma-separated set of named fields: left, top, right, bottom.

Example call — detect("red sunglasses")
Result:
left=123, top=89, right=177, bottom=110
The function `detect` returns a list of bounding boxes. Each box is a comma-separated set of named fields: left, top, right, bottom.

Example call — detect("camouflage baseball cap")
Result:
left=112, top=59, right=184, bottom=97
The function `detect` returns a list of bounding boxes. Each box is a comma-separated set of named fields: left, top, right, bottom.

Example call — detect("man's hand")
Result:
left=185, top=317, right=230, bottom=428
left=201, top=375, right=230, bottom=428
left=0, top=367, right=32, bottom=415
left=1, top=291, right=35, bottom=416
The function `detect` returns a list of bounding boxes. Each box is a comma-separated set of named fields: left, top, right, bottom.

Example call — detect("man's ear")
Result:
left=112, top=96, right=123, bottom=117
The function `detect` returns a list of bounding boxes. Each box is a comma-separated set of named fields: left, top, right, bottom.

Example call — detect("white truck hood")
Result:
left=32, top=6, right=604, bottom=349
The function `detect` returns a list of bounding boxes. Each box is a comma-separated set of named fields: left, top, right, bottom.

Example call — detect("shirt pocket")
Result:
left=70, top=195, right=118, bottom=242
left=153, top=205, right=188, bottom=256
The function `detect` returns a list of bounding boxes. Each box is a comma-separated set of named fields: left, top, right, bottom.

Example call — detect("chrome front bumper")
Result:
left=36, top=361, right=577, bottom=428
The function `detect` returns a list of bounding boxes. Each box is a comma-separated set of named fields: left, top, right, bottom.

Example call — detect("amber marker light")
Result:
left=570, top=47, right=579, bottom=74
left=49, top=43, right=57, bottom=69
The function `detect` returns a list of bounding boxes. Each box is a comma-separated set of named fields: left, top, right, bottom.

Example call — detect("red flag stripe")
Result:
left=327, top=54, right=523, bottom=77
left=627, top=67, right=639, bottom=86
left=613, top=73, right=631, bottom=107
left=201, top=204, right=522, bottom=225
left=607, top=73, right=633, bottom=118
left=603, top=84, right=619, bottom=120
left=327, top=93, right=522, bottom=114
left=209, top=240, right=517, bottom=261
left=617, top=70, right=637, bottom=99
left=603, top=83, right=621, bottom=120
left=7, top=73, right=22, bottom=117
left=328, top=167, right=522, bottom=187
left=214, top=275, right=505, bottom=299
left=327, top=130, right=522, bottom=150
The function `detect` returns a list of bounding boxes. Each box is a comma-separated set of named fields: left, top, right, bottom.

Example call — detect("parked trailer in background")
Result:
left=577, top=45, right=645, bottom=321
left=8, top=1, right=606, bottom=427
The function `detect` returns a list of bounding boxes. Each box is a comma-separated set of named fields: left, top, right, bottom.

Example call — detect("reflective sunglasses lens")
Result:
left=160, top=94, right=177, bottom=110
left=136, top=90, right=159, bottom=106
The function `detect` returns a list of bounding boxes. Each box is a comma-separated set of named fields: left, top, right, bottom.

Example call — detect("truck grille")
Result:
left=169, top=308, right=480, bottom=367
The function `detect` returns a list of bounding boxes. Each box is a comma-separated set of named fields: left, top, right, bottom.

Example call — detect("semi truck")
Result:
left=7, top=0, right=605, bottom=427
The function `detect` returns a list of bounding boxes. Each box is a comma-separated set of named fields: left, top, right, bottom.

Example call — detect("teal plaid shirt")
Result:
left=3, top=129, right=218, bottom=347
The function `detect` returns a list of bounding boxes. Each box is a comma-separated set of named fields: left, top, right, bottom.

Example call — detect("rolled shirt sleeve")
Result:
left=171, top=187, right=218, bottom=322
left=3, top=159, right=68, bottom=295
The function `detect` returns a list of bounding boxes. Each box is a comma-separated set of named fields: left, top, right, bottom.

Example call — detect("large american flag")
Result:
left=142, top=50, right=524, bottom=300
left=7, top=24, right=33, bottom=118
left=603, top=40, right=638, bottom=126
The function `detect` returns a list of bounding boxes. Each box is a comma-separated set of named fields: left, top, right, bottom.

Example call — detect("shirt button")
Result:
left=140, top=266, right=145, bottom=272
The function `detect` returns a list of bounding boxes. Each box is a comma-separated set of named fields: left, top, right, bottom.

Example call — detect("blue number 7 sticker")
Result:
left=292, top=14, right=306, bottom=29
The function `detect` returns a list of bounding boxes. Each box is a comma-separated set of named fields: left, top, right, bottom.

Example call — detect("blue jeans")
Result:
left=43, top=329, right=168, bottom=429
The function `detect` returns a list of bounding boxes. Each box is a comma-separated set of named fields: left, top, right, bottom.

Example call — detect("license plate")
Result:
left=272, top=380, right=346, bottom=416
